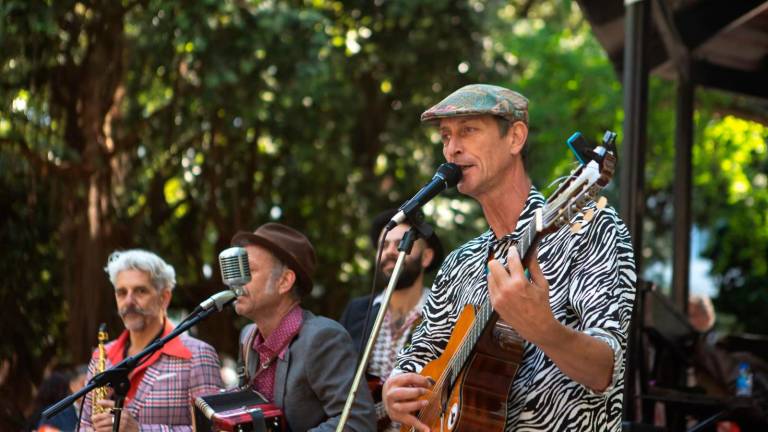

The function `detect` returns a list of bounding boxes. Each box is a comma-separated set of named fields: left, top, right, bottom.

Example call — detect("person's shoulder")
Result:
left=442, top=231, right=489, bottom=263
left=301, top=312, right=351, bottom=341
left=301, top=314, right=354, bottom=352
left=344, top=294, right=374, bottom=312
left=180, top=333, right=218, bottom=354
left=584, top=203, right=630, bottom=237
left=303, top=312, right=345, bottom=331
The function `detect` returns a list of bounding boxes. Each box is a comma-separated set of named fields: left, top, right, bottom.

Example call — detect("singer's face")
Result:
left=439, top=115, right=518, bottom=199
left=114, top=269, right=169, bottom=333
left=234, top=245, right=285, bottom=319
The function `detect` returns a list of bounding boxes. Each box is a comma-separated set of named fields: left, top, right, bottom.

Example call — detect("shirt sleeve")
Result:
left=187, top=341, right=224, bottom=400
left=393, top=254, right=458, bottom=375
left=568, top=206, right=636, bottom=394
left=78, top=356, right=98, bottom=431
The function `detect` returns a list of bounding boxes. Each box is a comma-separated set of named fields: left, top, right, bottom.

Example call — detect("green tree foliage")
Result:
left=488, top=2, right=768, bottom=333
left=695, top=118, right=768, bottom=333
left=1, top=0, right=766, bottom=428
left=0, top=0, right=505, bottom=424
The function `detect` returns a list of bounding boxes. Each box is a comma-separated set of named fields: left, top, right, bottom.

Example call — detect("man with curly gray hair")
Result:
left=80, top=249, right=223, bottom=432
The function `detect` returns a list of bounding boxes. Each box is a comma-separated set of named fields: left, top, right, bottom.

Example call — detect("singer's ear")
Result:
left=160, top=288, right=172, bottom=310
left=421, top=246, right=435, bottom=270
left=507, top=121, right=528, bottom=156
left=277, top=268, right=297, bottom=295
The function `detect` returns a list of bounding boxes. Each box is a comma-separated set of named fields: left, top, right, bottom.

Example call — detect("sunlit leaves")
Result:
left=696, top=116, right=767, bottom=203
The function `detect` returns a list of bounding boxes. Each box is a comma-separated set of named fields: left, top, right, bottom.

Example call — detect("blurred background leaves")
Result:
left=1, top=0, right=766, bottom=428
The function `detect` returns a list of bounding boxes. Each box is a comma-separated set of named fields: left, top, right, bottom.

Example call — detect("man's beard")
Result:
left=376, top=252, right=423, bottom=291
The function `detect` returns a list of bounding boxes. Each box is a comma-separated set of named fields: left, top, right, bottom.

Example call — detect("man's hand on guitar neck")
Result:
left=487, top=246, right=557, bottom=346
left=382, top=372, right=432, bottom=432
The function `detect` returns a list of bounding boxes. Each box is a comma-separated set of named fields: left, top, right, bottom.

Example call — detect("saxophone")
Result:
left=92, top=323, right=109, bottom=418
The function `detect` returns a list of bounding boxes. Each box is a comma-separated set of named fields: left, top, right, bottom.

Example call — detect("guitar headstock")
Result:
left=534, top=131, right=617, bottom=236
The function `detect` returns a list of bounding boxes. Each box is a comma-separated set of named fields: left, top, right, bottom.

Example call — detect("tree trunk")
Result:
left=61, top=4, right=128, bottom=362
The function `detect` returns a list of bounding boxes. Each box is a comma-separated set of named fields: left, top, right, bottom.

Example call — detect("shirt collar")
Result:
left=373, top=287, right=429, bottom=308
left=104, top=319, right=192, bottom=365
left=253, top=304, right=303, bottom=360
left=485, top=185, right=545, bottom=244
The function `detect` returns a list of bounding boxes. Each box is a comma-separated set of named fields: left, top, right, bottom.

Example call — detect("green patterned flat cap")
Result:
left=421, top=84, right=529, bottom=124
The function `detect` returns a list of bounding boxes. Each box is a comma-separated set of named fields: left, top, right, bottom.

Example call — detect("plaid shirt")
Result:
left=367, top=289, right=427, bottom=380
left=80, top=321, right=223, bottom=431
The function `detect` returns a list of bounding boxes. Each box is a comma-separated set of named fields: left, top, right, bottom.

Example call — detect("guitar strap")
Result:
left=248, top=409, right=267, bottom=432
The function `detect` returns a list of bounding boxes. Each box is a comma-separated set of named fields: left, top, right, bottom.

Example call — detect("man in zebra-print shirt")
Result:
left=382, top=84, right=636, bottom=431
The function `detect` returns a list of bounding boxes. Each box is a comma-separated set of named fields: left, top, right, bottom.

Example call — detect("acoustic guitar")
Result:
left=401, top=133, right=617, bottom=431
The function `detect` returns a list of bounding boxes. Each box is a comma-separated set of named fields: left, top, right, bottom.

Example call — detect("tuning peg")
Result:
left=570, top=222, right=582, bottom=234
left=596, top=196, right=608, bottom=209
left=583, top=208, right=595, bottom=223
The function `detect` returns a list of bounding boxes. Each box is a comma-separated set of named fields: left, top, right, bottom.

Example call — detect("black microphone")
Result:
left=386, top=163, right=462, bottom=230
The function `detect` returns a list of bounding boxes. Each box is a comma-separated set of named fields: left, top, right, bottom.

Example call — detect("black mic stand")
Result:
left=335, top=216, right=435, bottom=432
left=42, top=297, right=236, bottom=432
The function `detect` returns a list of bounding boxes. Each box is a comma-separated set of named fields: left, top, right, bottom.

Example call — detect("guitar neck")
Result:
left=444, top=219, right=540, bottom=384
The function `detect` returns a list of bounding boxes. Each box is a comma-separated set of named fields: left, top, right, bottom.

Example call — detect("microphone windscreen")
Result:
left=436, top=162, right=462, bottom=187
left=218, top=247, right=251, bottom=287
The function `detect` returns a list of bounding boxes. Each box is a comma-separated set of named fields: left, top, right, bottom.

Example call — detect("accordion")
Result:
left=193, top=389, right=285, bottom=432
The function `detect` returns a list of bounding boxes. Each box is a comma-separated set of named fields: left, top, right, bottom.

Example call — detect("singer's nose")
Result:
left=442, top=137, right=463, bottom=160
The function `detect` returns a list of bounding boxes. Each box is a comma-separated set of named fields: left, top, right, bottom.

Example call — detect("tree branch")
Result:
left=0, top=137, right=89, bottom=179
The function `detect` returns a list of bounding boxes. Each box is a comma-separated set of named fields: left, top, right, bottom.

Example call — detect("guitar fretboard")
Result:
left=444, top=219, right=537, bottom=385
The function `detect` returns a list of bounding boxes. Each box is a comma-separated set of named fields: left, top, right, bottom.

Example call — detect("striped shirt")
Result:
left=394, top=187, right=636, bottom=431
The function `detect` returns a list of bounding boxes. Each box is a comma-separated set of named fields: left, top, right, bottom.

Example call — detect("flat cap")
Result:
left=420, top=84, right=529, bottom=124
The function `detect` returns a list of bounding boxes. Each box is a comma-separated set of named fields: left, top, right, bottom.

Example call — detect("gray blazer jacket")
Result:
left=239, top=309, right=375, bottom=432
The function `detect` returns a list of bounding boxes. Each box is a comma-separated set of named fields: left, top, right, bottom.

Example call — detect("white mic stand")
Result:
left=336, top=220, right=433, bottom=432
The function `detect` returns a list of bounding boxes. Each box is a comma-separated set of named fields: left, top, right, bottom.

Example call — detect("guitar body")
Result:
left=401, top=305, right=524, bottom=432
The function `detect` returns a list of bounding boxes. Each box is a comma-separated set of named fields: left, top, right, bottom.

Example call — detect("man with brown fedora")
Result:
left=231, top=222, right=375, bottom=431
left=339, top=209, right=444, bottom=430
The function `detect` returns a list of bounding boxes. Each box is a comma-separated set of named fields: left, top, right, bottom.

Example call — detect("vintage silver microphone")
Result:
left=193, top=247, right=251, bottom=313
left=218, top=246, right=251, bottom=296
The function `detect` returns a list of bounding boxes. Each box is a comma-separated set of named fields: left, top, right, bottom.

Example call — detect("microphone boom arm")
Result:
left=42, top=303, right=226, bottom=422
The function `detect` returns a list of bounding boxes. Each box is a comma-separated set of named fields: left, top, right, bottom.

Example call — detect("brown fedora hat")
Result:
left=231, top=223, right=316, bottom=295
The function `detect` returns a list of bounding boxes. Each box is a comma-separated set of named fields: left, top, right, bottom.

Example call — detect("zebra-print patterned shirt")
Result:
left=394, top=186, right=636, bottom=431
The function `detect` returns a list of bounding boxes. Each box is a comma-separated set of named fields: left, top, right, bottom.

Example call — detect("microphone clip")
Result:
left=400, top=210, right=434, bottom=247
